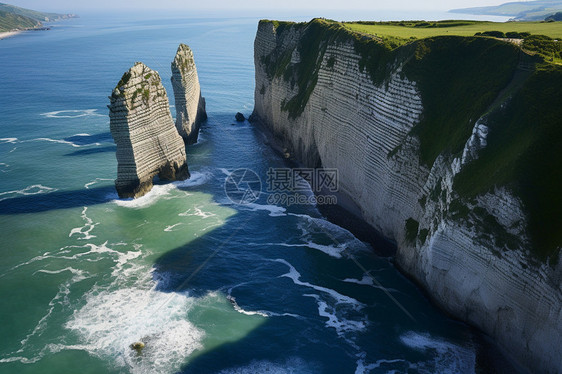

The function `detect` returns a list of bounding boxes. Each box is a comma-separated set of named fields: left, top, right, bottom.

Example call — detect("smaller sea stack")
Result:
left=171, top=43, right=207, bottom=144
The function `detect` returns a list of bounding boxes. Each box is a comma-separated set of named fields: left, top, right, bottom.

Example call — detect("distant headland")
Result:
left=0, top=2, right=78, bottom=39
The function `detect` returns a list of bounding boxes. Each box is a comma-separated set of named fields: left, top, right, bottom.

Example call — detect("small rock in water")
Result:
left=131, top=341, right=145, bottom=354
left=235, top=112, right=245, bottom=122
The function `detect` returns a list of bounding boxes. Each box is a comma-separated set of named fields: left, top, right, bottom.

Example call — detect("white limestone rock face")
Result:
left=109, top=62, right=189, bottom=198
left=251, top=21, right=562, bottom=373
left=171, top=43, right=207, bottom=144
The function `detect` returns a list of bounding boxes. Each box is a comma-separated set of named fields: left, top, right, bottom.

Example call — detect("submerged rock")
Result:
left=130, top=341, right=145, bottom=354
left=171, top=43, right=207, bottom=144
left=235, top=112, right=245, bottom=122
left=109, top=62, right=189, bottom=199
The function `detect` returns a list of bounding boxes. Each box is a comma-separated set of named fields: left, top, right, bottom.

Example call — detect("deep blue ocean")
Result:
left=0, top=11, right=513, bottom=374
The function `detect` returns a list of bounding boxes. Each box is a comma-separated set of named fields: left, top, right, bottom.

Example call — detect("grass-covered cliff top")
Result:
left=345, top=20, right=562, bottom=40
left=259, top=18, right=561, bottom=261
left=344, top=20, right=562, bottom=63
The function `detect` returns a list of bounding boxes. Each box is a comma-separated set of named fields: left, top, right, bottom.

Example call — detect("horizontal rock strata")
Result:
left=251, top=19, right=562, bottom=373
left=171, top=43, right=207, bottom=144
left=109, top=62, right=189, bottom=198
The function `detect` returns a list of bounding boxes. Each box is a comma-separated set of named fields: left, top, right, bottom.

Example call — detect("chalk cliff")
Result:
left=109, top=62, right=189, bottom=198
left=171, top=43, right=207, bottom=144
left=251, top=19, right=562, bottom=373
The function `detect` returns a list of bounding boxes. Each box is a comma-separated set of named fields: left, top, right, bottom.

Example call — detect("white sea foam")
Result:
left=292, top=214, right=370, bottom=256
left=274, top=259, right=367, bottom=341
left=179, top=206, right=216, bottom=219
left=68, top=207, right=98, bottom=240
left=0, top=163, right=9, bottom=172
left=344, top=275, right=375, bottom=286
left=226, top=283, right=304, bottom=320
left=84, top=178, right=113, bottom=189
left=274, top=242, right=345, bottom=259
left=16, top=268, right=90, bottom=358
left=217, top=357, right=318, bottom=374
left=6, top=242, right=142, bottom=281
left=0, top=137, right=18, bottom=144
left=10, top=236, right=200, bottom=373
left=242, top=202, right=286, bottom=217
left=400, top=332, right=476, bottom=374
left=218, top=168, right=231, bottom=176
left=164, top=223, right=183, bottom=232
left=354, top=358, right=407, bottom=374
left=65, top=286, right=204, bottom=374
left=306, top=294, right=367, bottom=337
left=31, top=137, right=85, bottom=147
left=0, top=184, right=57, bottom=202
left=40, top=109, right=104, bottom=118
left=343, top=275, right=401, bottom=294
left=34, top=267, right=88, bottom=282
left=175, top=170, right=212, bottom=188
left=113, top=184, right=177, bottom=208
left=193, top=130, right=206, bottom=143
left=23, top=135, right=107, bottom=148
left=112, top=171, right=211, bottom=209
left=0, top=355, right=40, bottom=364
left=226, top=295, right=268, bottom=317
left=274, top=259, right=363, bottom=306
left=293, top=213, right=361, bottom=240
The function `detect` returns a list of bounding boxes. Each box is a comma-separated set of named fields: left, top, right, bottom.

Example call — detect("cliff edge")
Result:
left=109, top=62, right=189, bottom=198
left=251, top=19, right=562, bottom=373
left=171, top=43, right=207, bottom=144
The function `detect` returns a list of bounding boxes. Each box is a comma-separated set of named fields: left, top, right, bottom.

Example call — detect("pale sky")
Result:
left=5, top=0, right=514, bottom=13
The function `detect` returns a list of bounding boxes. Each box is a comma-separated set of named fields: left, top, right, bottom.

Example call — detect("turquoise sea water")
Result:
left=0, top=13, right=513, bottom=374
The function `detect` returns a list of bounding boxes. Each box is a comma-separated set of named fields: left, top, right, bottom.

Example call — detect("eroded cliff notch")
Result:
left=109, top=62, right=189, bottom=198
left=171, top=43, right=207, bottom=144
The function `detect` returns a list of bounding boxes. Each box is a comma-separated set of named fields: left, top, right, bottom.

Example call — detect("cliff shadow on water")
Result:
left=150, top=203, right=519, bottom=374
left=143, top=109, right=523, bottom=373
left=0, top=185, right=115, bottom=214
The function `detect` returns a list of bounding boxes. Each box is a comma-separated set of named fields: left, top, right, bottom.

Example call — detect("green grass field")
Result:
left=344, top=20, right=562, bottom=63
left=344, top=20, right=562, bottom=40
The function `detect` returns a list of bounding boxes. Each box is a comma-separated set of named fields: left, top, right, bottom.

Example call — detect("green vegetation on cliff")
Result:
left=262, top=19, right=522, bottom=166
left=259, top=19, right=350, bottom=118
left=344, top=20, right=562, bottom=41
left=0, top=9, right=39, bottom=32
left=403, top=37, right=520, bottom=166
left=455, top=63, right=562, bottom=261
left=261, top=18, right=561, bottom=261
left=523, top=34, right=562, bottom=61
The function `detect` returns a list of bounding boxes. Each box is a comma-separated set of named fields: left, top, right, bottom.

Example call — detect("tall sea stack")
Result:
left=109, top=62, right=189, bottom=198
left=171, top=43, right=207, bottom=144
